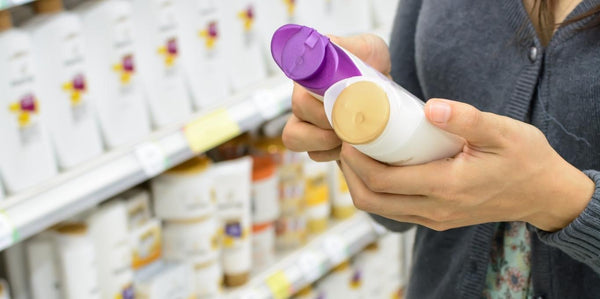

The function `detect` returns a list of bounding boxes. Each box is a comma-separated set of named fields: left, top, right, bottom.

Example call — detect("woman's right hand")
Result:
left=282, top=33, right=393, bottom=162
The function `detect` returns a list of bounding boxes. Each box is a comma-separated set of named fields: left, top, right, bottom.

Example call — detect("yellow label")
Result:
left=305, top=175, right=329, bottom=206
left=184, top=108, right=241, bottom=153
left=265, top=271, right=291, bottom=299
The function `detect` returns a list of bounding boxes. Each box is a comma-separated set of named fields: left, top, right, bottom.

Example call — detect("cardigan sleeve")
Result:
left=368, top=0, right=423, bottom=233
left=536, top=170, right=600, bottom=273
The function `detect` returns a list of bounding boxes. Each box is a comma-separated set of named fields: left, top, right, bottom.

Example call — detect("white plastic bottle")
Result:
left=174, top=0, right=230, bottom=108
left=26, top=233, right=62, bottom=299
left=130, top=0, right=193, bottom=126
left=218, top=0, right=267, bottom=90
left=0, top=9, right=57, bottom=193
left=75, top=0, right=151, bottom=148
left=272, top=24, right=464, bottom=165
left=23, top=0, right=104, bottom=169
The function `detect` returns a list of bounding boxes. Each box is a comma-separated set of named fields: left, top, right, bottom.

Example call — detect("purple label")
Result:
left=225, top=222, right=242, bottom=238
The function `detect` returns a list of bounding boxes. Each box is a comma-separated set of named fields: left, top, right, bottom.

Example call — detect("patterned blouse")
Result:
left=483, top=222, right=534, bottom=299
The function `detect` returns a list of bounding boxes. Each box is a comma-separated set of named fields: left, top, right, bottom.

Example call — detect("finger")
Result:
left=329, top=34, right=391, bottom=75
left=292, top=84, right=332, bottom=129
left=424, top=98, right=513, bottom=148
left=282, top=115, right=341, bottom=152
left=308, top=146, right=341, bottom=162
left=340, top=143, right=449, bottom=196
left=339, top=158, right=435, bottom=217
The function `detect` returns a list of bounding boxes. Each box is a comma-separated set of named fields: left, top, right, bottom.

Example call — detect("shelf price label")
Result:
left=183, top=108, right=241, bottom=153
left=265, top=270, right=291, bottom=299
left=134, top=142, right=167, bottom=177
left=0, top=211, right=17, bottom=249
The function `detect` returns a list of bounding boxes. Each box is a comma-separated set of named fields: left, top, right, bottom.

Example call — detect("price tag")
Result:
left=322, top=235, right=348, bottom=265
left=297, top=251, right=324, bottom=282
left=134, top=142, right=167, bottom=177
left=183, top=108, right=241, bottom=153
left=253, top=90, right=283, bottom=120
left=0, top=212, right=17, bottom=249
left=265, top=270, right=291, bottom=299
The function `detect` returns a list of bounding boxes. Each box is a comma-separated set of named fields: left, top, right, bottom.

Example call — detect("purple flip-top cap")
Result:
left=271, top=24, right=361, bottom=96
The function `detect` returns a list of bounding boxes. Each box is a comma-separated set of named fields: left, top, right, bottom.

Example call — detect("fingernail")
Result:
left=428, top=100, right=451, bottom=124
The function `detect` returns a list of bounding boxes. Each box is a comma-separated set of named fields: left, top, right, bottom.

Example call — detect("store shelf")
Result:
left=0, top=75, right=293, bottom=251
left=0, top=0, right=34, bottom=10
left=226, top=212, right=388, bottom=299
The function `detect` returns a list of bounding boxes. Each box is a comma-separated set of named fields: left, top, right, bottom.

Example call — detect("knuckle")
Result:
left=351, top=190, right=373, bottom=212
left=281, top=124, right=301, bottom=151
left=308, top=151, right=330, bottom=162
left=364, top=174, right=387, bottom=193
left=462, top=105, right=482, bottom=130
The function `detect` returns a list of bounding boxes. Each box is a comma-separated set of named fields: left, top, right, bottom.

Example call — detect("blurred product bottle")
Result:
left=26, top=232, right=61, bottom=299
left=303, top=156, right=330, bottom=234
left=328, top=162, right=356, bottom=220
left=0, top=279, right=10, bottom=299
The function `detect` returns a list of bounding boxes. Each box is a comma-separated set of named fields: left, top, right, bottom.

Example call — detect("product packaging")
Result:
left=162, top=215, right=220, bottom=264
left=251, top=221, right=275, bottom=271
left=316, top=261, right=360, bottom=299
left=134, top=261, right=195, bottom=299
left=120, top=187, right=152, bottom=230
left=272, top=24, right=464, bottom=165
left=54, top=223, right=101, bottom=299
left=0, top=9, right=57, bottom=193
left=328, top=162, right=355, bottom=220
left=303, top=157, right=330, bottom=234
left=23, top=0, right=104, bottom=169
left=251, top=155, right=279, bottom=224
left=87, top=202, right=134, bottom=299
left=218, top=0, right=267, bottom=90
left=211, top=157, right=252, bottom=287
left=130, top=219, right=162, bottom=270
left=75, top=0, right=151, bottom=148
left=151, top=156, right=215, bottom=220
left=25, top=233, right=61, bottom=299
left=193, top=259, right=223, bottom=298
left=130, top=0, right=192, bottom=127
left=3, top=243, right=30, bottom=299
left=174, top=0, right=230, bottom=108
left=0, top=279, right=10, bottom=299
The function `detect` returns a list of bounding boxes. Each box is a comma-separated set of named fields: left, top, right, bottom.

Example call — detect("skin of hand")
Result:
left=339, top=99, right=596, bottom=232
left=282, top=34, right=391, bottom=162
left=281, top=32, right=596, bottom=232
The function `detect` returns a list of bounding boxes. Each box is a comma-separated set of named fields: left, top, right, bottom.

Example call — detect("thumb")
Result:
left=424, top=98, right=509, bottom=147
left=328, top=34, right=391, bottom=75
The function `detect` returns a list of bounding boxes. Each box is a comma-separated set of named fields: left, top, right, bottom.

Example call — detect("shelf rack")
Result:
left=226, top=212, right=388, bottom=299
left=0, top=75, right=293, bottom=251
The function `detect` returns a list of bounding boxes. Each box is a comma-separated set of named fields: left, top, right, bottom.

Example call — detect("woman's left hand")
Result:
left=339, top=99, right=596, bottom=232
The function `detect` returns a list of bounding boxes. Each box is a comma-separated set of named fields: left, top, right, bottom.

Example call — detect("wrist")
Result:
left=527, top=160, right=595, bottom=232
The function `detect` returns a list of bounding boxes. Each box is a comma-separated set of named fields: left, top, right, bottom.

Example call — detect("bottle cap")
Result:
left=332, top=81, right=390, bottom=144
left=0, top=10, right=12, bottom=32
left=33, top=0, right=64, bottom=14
left=271, top=24, right=360, bottom=96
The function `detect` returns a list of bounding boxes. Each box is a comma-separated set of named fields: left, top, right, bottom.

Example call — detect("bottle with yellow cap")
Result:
left=272, top=24, right=464, bottom=165
left=0, top=8, right=57, bottom=194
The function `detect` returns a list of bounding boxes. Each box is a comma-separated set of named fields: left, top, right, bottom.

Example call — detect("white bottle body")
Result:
left=24, top=11, right=104, bottom=169
left=0, top=28, right=57, bottom=193
left=131, top=0, right=192, bottom=127
left=77, top=0, right=151, bottom=148
left=323, top=46, right=464, bottom=166
left=174, top=0, right=230, bottom=108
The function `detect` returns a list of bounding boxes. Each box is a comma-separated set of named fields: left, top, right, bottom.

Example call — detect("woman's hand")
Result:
left=282, top=34, right=391, bottom=162
left=339, top=99, right=596, bottom=232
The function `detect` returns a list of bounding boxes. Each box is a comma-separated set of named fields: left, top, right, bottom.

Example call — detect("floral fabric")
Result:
left=482, top=222, right=534, bottom=299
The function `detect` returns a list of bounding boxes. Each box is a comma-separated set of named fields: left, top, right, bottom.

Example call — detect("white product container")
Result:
left=0, top=279, right=10, bottom=299
left=54, top=223, right=101, bottom=299
left=22, top=0, right=104, bottom=170
left=26, top=233, right=61, bottom=299
left=218, top=0, right=267, bottom=90
left=303, top=158, right=330, bottom=234
left=75, top=0, right=151, bottom=148
left=134, top=262, right=195, bottom=299
left=130, top=218, right=162, bottom=270
left=220, top=217, right=252, bottom=287
left=3, top=243, right=30, bottom=299
left=120, top=187, right=152, bottom=230
left=130, top=0, right=192, bottom=127
left=163, top=215, right=220, bottom=264
left=151, top=156, right=215, bottom=220
left=193, top=259, right=223, bottom=297
left=174, top=0, right=230, bottom=108
left=251, top=155, right=279, bottom=224
left=251, top=221, right=275, bottom=271
left=87, top=202, right=134, bottom=299
left=328, top=162, right=355, bottom=220
left=0, top=10, right=57, bottom=194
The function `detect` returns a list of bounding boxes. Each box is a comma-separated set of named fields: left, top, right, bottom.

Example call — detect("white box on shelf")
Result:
left=134, top=261, right=195, bottom=299
left=25, top=232, right=61, bottom=299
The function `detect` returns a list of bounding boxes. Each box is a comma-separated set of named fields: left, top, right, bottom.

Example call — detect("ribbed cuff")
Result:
left=368, top=213, right=414, bottom=233
left=536, top=170, right=600, bottom=272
